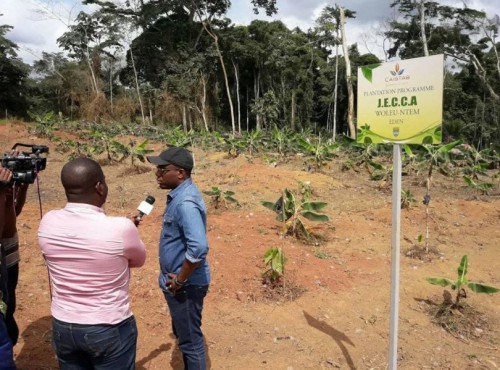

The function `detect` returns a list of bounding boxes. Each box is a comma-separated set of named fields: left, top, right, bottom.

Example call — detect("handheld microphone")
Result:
left=136, top=195, right=155, bottom=222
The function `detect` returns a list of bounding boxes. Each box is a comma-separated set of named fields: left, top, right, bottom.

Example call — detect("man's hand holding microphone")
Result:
left=129, top=195, right=155, bottom=226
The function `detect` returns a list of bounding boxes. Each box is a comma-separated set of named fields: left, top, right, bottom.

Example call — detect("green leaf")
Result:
left=467, top=282, right=500, bottom=294
left=225, top=196, right=239, bottom=204
left=457, top=255, right=468, bottom=283
left=301, top=201, right=327, bottom=212
left=368, top=160, right=386, bottom=170
left=425, top=277, right=454, bottom=287
left=204, top=187, right=221, bottom=196
left=360, top=64, right=381, bottom=83
left=301, top=211, right=329, bottom=222
left=271, top=256, right=284, bottom=274
left=478, top=183, right=494, bottom=190
left=262, top=201, right=276, bottom=211
left=263, top=248, right=276, bottom=263
left=294, top=219, right=309, bottom=238
left=437, top=140, right=462, bottom=154
left=402, top=144, right=415, bottom=158
left=463, top=175, right=475, bottom=186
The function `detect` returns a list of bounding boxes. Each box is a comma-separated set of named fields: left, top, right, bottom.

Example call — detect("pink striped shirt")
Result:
left=38, top=203, right=146, bottom=325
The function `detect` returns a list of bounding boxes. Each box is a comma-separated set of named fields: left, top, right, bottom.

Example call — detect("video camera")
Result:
left=1, top=143, right=49, bottom=184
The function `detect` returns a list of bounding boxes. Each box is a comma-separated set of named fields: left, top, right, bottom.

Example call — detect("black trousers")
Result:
left=5, top=263, right=19, bottom=346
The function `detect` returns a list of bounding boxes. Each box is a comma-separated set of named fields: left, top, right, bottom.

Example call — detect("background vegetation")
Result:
left=0, top=0, right=499, bottom=150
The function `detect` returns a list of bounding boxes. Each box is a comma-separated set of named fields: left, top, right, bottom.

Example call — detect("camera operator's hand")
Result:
left=0, top=167, right=13, bottom=190
left=4, top=182, right=29, bottom=216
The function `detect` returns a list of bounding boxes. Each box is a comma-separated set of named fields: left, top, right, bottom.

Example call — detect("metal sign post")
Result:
left=388, top=144, right=402, bottom=369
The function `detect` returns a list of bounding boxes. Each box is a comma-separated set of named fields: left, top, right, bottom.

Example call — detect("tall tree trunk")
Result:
left=254, top=70, right=261, bottom=130
left=246, top=88, right=250, bottom=131
left=109, top=64, right=113, bottom=114
left=290, top=90, right=296, bottom=131
left=84, top=36, right=99, bottom=95
left=418, top=0, right=430, bottom=56
left=199, top=74, right=209, bottom=131
left=232, top=60, right=241, bottom=134
left=149, top=97, right=153, bottom=125
left=129, top=46, right=146, bottom=125
left=281, top=78, right=287, bottom=126
left=468, top=52, right=500, bottom=102
left=182, top=104, right=187, bottom=133
left=339, top=7, right=356, bottom=139
left=199, top=23, right=236, bottom=135
left=332, top=43, right=339, bottom=142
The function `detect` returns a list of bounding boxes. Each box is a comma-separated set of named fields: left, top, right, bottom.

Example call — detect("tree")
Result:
left=31, top=52, right=77, bottom=117
left=386, top=1, right=500, bottom=148
left=57, top=10, right=124, bottom=121
left=338, top=7, right=357, bottom=139
left=315, top=6, right=341, bottom=140
left=57, top=10, right=122, bottom=94
left=0, top=21, right=29, bottom=118
left=314, top=6, right=357, bottom=139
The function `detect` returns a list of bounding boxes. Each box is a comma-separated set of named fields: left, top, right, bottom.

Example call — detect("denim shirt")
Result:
left=158, top=178, right=210, bottom=291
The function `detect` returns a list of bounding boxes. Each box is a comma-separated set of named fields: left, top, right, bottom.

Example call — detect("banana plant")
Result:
left=340, top=139, right=382, bottom=174
left=28, top=111, right=57, bottom=138
left=262, top=188, right=329, bottom=240
left=401, top=189, right=416, bottom=209
left=296, top=135, right=339, bottom=170
left=242, top=129, right=264, bottom=155
left=419, top=140, right=462, bottom=252
left=367, top=159, right=392, bottom=182
left=129, top=139, right=154, bottom=167
left=263, top=247, right=287, bottom=285
left=462, top=175, right=495, bottom=195
left=271, top=126, right=294, bottom=157
left=163, top=126, right=195, bottom=147
left=224, top=135, right=245, bottom=158
left=203, top=187, right=240, bottom=209
left=402, top=144, right=418, bottom=174
left=89, top=127, right=114, bottom=161
left=426, top=255, right=499, bottom=305
left=110, top=140, right=130, bottom=162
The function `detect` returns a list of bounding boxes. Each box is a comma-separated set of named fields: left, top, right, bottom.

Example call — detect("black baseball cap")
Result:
left=147, top=147, right=194, bottom=171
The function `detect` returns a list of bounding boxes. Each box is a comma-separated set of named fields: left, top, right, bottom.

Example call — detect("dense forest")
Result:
left=0, top=0, right=499, bottom=149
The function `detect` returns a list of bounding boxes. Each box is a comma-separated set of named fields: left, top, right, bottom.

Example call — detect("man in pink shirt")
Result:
left=38, top=158, right=146, bottom=370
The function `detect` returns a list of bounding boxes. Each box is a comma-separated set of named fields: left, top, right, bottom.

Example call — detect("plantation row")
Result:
left=26, top=115, right=499, bottom=196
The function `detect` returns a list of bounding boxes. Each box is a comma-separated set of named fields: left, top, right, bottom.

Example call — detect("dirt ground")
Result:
left=1, top=121, right=499, bottom=370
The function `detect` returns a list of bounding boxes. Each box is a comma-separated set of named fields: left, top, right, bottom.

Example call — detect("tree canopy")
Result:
left=0, top=2, right=499, bottom=148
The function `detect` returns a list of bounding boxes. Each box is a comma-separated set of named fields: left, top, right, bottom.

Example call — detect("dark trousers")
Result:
left=52, top=315, right=138, bottom=370
left=0, top=249, right=16, bottom=370
left=0, top=313, right=16, bottom=370
left=5, top=263, right=19, bottom=346
left=164, top=285, right=209, bottom=370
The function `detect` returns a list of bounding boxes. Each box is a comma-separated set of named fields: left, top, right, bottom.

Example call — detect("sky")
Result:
left=2, top=0, right=499, bottom=65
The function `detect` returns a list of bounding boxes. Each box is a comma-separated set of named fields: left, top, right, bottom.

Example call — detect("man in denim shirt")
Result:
left=147, top=147, right=210, bottom=370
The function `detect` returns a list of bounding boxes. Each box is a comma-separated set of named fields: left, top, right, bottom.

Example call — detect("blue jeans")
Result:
left=0, top=313, right=16, bottom=370
left=164, top=285, right=209, bottom=370
left=51, top=315, right=137, bottom=370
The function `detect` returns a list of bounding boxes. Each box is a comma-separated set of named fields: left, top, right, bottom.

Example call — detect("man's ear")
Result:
left=95, top=181, right=105, bottom=196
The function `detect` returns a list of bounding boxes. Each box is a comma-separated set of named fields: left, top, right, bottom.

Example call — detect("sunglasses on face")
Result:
left=156, top=166, right=180, bottom=174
